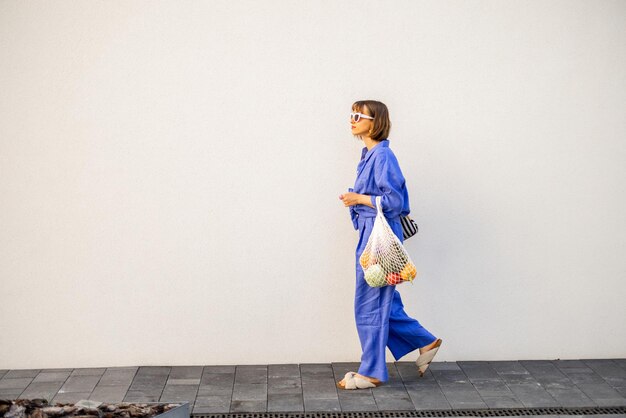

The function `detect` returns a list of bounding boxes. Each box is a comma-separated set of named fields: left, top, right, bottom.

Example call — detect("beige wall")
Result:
left=1, top=0, right=625, bottom=369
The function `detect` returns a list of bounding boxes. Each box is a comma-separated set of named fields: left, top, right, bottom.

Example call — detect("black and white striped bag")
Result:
left=401, top=215, right=418, bottom=240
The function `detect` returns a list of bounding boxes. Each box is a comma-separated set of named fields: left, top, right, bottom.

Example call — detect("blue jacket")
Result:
left=349, top=139, right=410, bottom=229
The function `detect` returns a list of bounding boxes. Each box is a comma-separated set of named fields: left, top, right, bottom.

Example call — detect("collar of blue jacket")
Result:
left=360, top=139, right=389, bottom=162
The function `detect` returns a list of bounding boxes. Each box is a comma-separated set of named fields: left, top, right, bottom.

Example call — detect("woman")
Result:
left=337, top=100, right=443, bottom=390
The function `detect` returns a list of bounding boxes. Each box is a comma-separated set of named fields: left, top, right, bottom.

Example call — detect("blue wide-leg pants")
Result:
left=355, top=216, right=437, bottom=382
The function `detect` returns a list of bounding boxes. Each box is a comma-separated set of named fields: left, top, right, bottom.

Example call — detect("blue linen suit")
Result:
left=349, top=139, right=436, bottom=382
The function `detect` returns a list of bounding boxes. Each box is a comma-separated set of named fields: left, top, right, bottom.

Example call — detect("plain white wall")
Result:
left=1, top=0, right=625, bottom=369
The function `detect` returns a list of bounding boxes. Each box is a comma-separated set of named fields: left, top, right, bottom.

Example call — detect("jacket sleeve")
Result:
left=370, top=153, right=405, bottom=219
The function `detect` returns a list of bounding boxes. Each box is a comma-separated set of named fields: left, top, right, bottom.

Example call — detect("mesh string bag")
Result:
left=359, top=196, right=418, bottom=287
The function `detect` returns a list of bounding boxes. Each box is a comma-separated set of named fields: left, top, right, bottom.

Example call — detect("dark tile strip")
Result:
left=520, top=360, right=596, bottom=407
left=301, top=363, right=340, bottom=412
left=490, top=361, right=559, bottom=408
left=125, top=366, right=170, bottom=403
left=396, top=361, right=451, bottom=410
left=231, top=365, right=267, bottom=412
left=431, top=363, right=488, bottom=410
left=458, top=361, right=524, bottom=409
left=584, top=359, right=626, bottom=390
left=268, top=364, right=302, bottom=412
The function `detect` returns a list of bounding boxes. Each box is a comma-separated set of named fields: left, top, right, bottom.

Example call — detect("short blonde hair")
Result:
left=352, top=100, right=391, bottom=142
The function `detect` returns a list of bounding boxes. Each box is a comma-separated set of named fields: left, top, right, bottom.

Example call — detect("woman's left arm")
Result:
left=339, top=192, right=375, bottom=208
left=370, top=153, right=405, bottom=218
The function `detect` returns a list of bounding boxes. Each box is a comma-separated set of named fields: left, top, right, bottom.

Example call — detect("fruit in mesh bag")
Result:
left=386, top=272, right=402, bottom=285
left=359, top=252, right=370, bottom=269
left=364, top=264, right=386, bottom=287
left=360, top=251, right=378, bottom=269
left=400, top=263, right=417, bottom=282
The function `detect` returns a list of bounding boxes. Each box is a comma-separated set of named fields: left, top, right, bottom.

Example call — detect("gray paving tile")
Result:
left=404, top=383, right=451, bottom=410
left=230, top=400, right=267, bottom=412
left=584, top=359, right=626, bottom=388
left=0, top=378, right=33, bottom=390
left=105, top=367, right=138, bottom=373
left=472, top=379, right=517, bottom=397
left=429, top=362, right=461, bottom=371
left=232, top=383, right=267, bottom=401
left=396, top=361, right=438, bottom=385
left=169, top=366, right=203, bottom=379
left=3, top=370, right=40, bottom=378
left=268, top=364, right=300, bottom=378
left=190, top=404, right=230, bottom=414
left=70, top=368, right=106, bottom=376
left=544, top=386, right=595, bottom=407
left=194, top=395, right=231, bottom=408
left=498, top=373, right=538, bottom=384
left=268, top=376, right=302, bottom=395
left=160, top=384, right=198, bottom=403
left=490, top=361, right=531, bottom=375
left=98, top=369, right=137, bottom=386
left=200, top=372, right=234, bottom=386
left=193, top=405, right=229, bottom=414
left=302, top=382, right=338, bottom=399
left=123, top=392, right=161, bottom=402
left=372, top=384, right=414, bottom=410
left=507, top=382, right=560, bottom=408
left=491, top=361, right=536, bottom=384
left=197, top=384, right=234, bottom=396
left=337, top=390, right=378, bottom=411
left=52, top=392, right=92, bottom=404
left=431, top=369, right=471, bottom=385
left=385, top=366, right=406, bottom=387
left=385, top=363, right=402, bottom=380
left=161, top=383, right=198, bottom=394
left=0, top=389, right=24, bottom=398
left=33, top=371, right=72, bottom=383
left=58, top=375, right=101, bottom=393
left=575, top=382, right=626, bottom=406
left=480, top=395, right=524, bottom=408
left=458, top=361, right=501, bottom=380
left=267, top=393, right=304, bottom=412
left=234, top=366, right=267, bottom=384
left=301, top=364, right=335, bottom=380
left=552, top=359, right=589, bottom=369
left=203, top=365, right=236, bottom=374
left=136, top=366, right=171, bottom=376
left=303, top=397, right=341, bottom=412
left=562, top=369, right=608, bottom=385
left=520, top=360, right=573, bottom=386
left=0, top=371, right=8, bottom=379
left=89, top=385, right=128, bottom=403
left=166, top=378, right=200, bottom=386
left=438, top=385, right=488, bottom=410
left=20, top=381, right=64, bottom=401
left=129, top=374, right=168, bottom=391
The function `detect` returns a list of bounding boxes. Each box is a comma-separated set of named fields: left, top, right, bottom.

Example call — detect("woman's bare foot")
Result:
left=354, top=373, right=382, bottom=385
left=419, top=338, right=440, bottom=355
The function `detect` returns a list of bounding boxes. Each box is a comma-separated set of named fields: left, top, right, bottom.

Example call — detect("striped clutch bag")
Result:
left=401, top=215, right=419, bottom=240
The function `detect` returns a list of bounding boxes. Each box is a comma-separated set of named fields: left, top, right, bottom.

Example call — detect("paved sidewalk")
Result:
left=1, top=359, right=625, bottom=414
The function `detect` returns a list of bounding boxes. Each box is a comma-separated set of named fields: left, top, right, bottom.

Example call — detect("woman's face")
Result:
left=350, top=105, right=373, bottom=138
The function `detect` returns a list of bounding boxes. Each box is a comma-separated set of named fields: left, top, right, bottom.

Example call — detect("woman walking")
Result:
left=337, top=100, right=442, bottom=390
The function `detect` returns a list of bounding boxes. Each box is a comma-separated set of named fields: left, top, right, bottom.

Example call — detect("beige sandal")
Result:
left=336, top=372, right=383, bottom=390
left=416, top=338, right=443, bottom=377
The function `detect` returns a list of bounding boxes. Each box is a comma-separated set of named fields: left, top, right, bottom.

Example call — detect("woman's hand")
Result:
left=339, top=192, right=374, bottom=208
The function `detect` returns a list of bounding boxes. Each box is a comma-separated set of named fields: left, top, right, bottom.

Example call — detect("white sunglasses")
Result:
left=350, top=112, right=374, bottom=122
